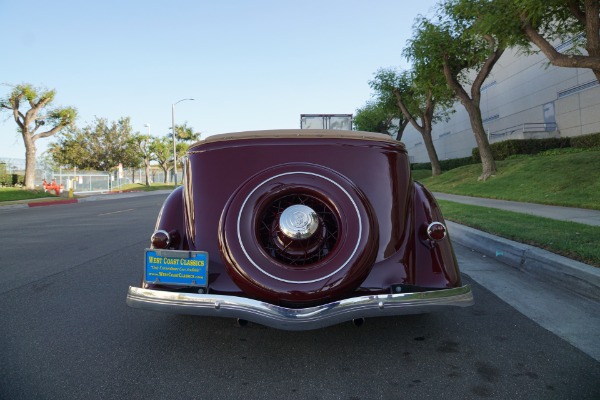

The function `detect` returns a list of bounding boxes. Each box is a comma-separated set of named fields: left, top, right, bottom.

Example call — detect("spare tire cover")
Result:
left=219, top=163, right=378, bottom=304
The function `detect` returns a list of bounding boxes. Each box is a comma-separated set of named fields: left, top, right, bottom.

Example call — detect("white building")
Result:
left=401, top=45, right=600, bottom=163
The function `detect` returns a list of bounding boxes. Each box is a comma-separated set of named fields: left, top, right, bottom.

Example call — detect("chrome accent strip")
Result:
left=236, top=171, right=362, bottom=284
left=126, top=285, right=473, bottom=331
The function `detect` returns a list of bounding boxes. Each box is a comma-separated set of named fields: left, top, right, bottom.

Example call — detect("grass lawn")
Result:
left=113, top=183, right=175, bottom=192
left=438, top=199, right=600, bottom=267
left=410, top=150, right=600, bottom=266
left=411, top=169, right=432, bottom=182
left=0, top=183, right=174, bottom=203
left=0, top=188, right=57, bottom=202
left=418, top=150, right=600, bottom=210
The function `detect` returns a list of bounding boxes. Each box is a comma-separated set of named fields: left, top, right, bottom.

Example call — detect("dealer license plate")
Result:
left=144, top=249, right=208, bottom=287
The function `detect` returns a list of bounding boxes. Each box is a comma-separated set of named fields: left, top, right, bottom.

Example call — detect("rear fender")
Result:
left=153, top=186, right=187, bottom=250
left=409, top=182, right=461, bottom=288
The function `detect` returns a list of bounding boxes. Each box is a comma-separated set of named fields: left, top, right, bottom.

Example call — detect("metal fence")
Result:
left=52, top=172, right=111, bottom=194
left=489, top=122, right=559, bottom=138
left=0, top=158, right=177, bottom=193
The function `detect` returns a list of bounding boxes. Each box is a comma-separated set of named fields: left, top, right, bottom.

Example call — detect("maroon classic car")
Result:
left=126, top=130, right=473, bottom=329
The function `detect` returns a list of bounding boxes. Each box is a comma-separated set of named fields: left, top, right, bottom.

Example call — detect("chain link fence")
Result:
left=0, top=158, right=176, bottom=193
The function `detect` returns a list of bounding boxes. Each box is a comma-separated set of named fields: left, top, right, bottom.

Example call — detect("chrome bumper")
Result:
left=126, top=285, right=473, bottom=331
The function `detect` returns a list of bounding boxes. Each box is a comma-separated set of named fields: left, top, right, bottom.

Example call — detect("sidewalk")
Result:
left=433, top=192, right=600, bottom=302
left=433, top=192, right=600, bottom=226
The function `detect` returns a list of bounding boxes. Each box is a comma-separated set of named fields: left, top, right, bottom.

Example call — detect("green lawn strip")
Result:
left=437, top=200, right=600, bottom=267
left=411, top=169, right=432, bottom=182
left=113, top=183, right=174, bottom=192
left=0, top=188, right=57, bottom=202
left=420, top=151, right=600, bottom=210
left=0, top=183, right=173, bottom=203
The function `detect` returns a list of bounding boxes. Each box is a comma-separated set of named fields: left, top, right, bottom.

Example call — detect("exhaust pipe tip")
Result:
left=236, top=318, right=249, bottom=327
left=352, top=318, right=365, bottom=327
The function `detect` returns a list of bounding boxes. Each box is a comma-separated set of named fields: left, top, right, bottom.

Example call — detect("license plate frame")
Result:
left=144, top=249, right=208, bottom=287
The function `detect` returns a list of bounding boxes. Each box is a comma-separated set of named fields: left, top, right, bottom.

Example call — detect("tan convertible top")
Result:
left=195, top=129, right=401, bottom=146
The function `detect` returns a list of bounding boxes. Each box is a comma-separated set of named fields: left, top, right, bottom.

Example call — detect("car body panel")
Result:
left=128, top=130, right=473, bottom=328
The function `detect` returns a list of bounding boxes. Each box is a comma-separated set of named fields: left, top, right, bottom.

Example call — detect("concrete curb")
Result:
left=447, top=221, right=600, bottom=302
left=28, top=198, right=78, bottom=207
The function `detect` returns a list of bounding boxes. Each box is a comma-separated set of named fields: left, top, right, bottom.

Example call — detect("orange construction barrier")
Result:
left=42, top=179, right=64, bottom=195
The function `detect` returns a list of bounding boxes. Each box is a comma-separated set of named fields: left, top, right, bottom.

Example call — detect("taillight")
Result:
left=151, top=230, right=171, bottom=249
left=426, top=222, right=447, bottom=241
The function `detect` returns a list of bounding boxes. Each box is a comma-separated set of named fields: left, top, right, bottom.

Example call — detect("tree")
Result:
left=471, top=0, right=600, bottom=82
left=370, top=67, right=454, bottom=176
left=406, top=3, right=506, bottom=180
left=132, top=133, right=152, bottom=186
left=51, top=117, right=140, bottom=172
left=174, top=122, right=201, bottom=142
left=1, top=84, right=77, bottom=189
left=171, top=122, right=200, bottom=180
left=354, top=97, right=408, bottom=139
left=149, top=136, right=173, bottom=183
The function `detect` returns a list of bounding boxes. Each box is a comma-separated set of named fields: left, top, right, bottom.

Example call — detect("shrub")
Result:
left=411, top=162, right=432, bottom=171
left=571, top=132, right=600, bottom=148
left=441, top=156, right=479, bottom=170
left=538, top=147, right=587, bottom=156
left=11, top=174, right=24, bottom=186
left=412, top=133, right=598, bottom=172
left=472, top=137, right=571, bottom=161
left=411, top=156, right=479, bottom=172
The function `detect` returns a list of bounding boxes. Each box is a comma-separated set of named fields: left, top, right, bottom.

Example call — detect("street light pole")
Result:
left=171, top=98, right=194, bottom=185
left=144, top=124, right=151, bottom=186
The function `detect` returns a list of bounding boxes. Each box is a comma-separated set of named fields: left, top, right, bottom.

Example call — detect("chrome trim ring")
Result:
left=151, top=229, right=171, bottom=248
left=279, top=204, right=319, bottom=240
left=426, top=222, right=447, bottom=241
left=237, top=171, right=362, bottom=284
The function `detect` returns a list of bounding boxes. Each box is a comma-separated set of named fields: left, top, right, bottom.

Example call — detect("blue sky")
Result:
left=1, top=0, right=438, bottom=160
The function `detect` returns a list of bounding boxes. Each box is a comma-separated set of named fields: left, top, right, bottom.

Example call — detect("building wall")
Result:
left=401, top=47, right=600, bottom=163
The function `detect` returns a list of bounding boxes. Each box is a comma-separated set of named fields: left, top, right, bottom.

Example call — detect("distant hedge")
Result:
left=0, top=174, right=24, bottom=187
left=411, top=156, right=478, bottom=171
left=411, top=132, right=600, bottom=172
left=571, top=132, right=600, bottom=148
left=472, top=137, right=571, bottom=161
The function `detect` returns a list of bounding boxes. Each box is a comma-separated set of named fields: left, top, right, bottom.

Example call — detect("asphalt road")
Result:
left=1, top=194, right=599, bottom=400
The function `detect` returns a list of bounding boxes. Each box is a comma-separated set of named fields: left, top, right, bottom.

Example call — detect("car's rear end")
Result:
left=127, top=130, right=473, bottom=329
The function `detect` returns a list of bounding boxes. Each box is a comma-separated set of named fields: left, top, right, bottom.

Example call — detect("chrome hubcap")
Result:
left=279, top=204, right=319, bottom=240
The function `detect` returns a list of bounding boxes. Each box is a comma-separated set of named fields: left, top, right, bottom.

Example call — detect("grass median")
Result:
left=413, top=150, right=599, bottom=266
left=111, top=183, right=175, bottom=192
left=0, top=183, right=174, bottom=204
left=0, top=188, right=57, bottom=202
left=437, top=199, right=600, bottom=267
left=415, top=150, right=600, bottom=210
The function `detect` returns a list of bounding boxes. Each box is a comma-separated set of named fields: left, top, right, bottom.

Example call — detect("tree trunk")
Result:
left=593, top=69, right=600, bottom=84
left=162, top=166, right=169, bottom=183
left=521, top=16, right=600, bottom=83
left=421, top=128, right=442, bottom=177
left=442, top=50, right=499, bottom=181
left=393, top=90, right=442, bottom=176
left=24, top=139, right=37, bottom=190
left=396, top=119, right=409, bottom=141
left=463, top=100, right=497, bottom=180
left=144, top=159, right=151, bottom=186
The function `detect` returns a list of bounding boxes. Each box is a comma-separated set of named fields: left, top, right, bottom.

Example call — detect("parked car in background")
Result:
left=127, top=130, right=473, bottom=330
